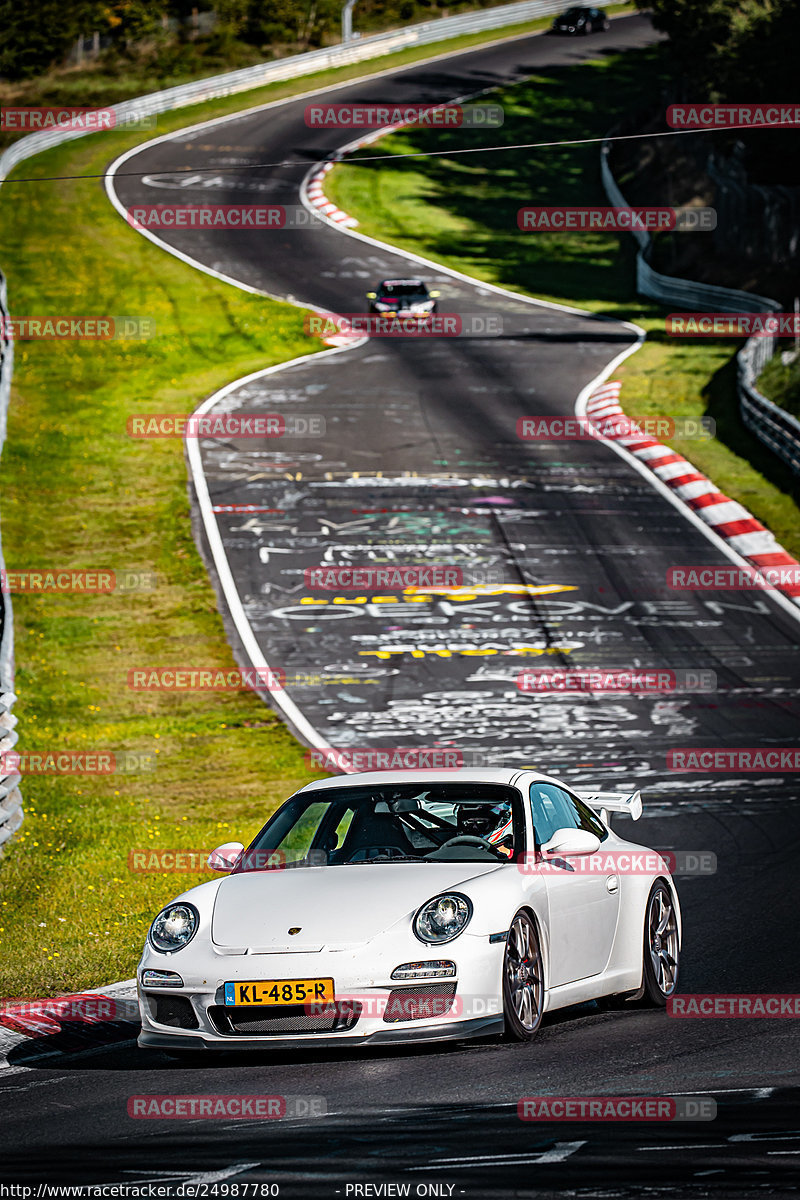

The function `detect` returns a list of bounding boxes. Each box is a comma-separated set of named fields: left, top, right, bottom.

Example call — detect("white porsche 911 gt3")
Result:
left=137, top=769, right=681, bottom=1054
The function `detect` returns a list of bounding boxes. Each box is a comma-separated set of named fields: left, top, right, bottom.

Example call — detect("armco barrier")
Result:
left=0, top=2, right=617, bottom=851
left=600, top=140, right=800, bottom=476
left=0, top=271, right=21, bottom=851
left=737, top=336, right=800, bottom=475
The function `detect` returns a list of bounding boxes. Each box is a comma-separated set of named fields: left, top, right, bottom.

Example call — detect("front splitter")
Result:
left=139, top=1014, right=504, bottom=1053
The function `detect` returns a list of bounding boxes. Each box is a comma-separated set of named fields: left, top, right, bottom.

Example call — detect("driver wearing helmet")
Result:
left=457, top=803, right=515, bottom=857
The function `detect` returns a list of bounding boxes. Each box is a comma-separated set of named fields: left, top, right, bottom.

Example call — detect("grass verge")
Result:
left=326, top=44, right=800, bottom=554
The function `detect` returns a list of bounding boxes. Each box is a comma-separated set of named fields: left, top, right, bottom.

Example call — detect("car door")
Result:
left=529, top=782, right=620, bottom=986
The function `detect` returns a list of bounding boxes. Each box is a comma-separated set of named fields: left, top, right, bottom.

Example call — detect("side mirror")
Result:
left=540, top=828, right=600, bottom=858
left=429, top=290, right=441, bottom=298
left=207, top=841, right=244, bottom=872
left=366, top=291, right=377, bottom=299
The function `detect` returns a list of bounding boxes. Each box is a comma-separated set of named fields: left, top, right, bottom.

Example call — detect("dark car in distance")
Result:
left=366, top=279, right=440, bottom=317
left=551, top=6, right=609, bottom=34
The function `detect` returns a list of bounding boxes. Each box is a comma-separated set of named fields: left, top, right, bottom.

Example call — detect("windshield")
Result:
left=237, top=783, right=524, bottom=869
left=379, top=283, right=427, bottom=297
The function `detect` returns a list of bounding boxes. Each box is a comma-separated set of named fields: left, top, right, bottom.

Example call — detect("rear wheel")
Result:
left=642, top=881, right=680, bottom=1005
left=502, top=911, right=544, bottom=1040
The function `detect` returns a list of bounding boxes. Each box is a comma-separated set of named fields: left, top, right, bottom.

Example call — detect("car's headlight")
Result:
left=148, top=903, right=199, bottom=953
left=414, top=893, right=473, bottom=944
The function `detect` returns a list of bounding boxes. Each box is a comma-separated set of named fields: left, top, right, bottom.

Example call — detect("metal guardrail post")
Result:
left=342, top=0, right=358, bottom=44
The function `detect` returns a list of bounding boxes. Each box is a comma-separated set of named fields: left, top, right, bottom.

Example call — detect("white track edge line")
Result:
left=183, top=348, right=367, bottom=750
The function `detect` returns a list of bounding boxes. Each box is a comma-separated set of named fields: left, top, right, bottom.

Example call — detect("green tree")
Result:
left=642, top=0, right=800, bottom=100
left=0, top=0, right=104, bottom=79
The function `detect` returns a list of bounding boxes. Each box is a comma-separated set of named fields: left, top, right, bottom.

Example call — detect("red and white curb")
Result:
left=305, top=156, right=359, bottom=229
left=0, top=979, right=138, bottom=1068
left=304, top=113, right=417, bottom=229
left=585, top=381, right=800, bottom=605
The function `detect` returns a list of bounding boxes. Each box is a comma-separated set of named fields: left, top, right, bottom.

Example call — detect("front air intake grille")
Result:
left=146, top=993, right=199, bottom=1030
left=208, top=1002, right=361, bottom=1036
left=383, top=984, right=457, bottom=1023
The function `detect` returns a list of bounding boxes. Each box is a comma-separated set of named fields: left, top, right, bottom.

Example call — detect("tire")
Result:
left=642, top=881, right=680, bottom=1006
left=502, top=911, right=544, bottom=1041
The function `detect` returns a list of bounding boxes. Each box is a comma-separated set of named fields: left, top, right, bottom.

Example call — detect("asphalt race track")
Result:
left=2, top=12, right=799, bottom=1197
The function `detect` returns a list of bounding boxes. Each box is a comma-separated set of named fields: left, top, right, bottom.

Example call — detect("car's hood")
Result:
left=211, top=861, right=501, bottom=951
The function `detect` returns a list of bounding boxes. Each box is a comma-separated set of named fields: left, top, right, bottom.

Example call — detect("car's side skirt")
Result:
left=544, top=967, right=642, bottom=1014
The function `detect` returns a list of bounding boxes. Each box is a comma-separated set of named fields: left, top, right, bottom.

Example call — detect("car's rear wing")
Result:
left=577, top=790, right=643, bottom=824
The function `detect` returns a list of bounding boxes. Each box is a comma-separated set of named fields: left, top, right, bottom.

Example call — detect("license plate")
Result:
left=223, top=979, right=334, bottom=1007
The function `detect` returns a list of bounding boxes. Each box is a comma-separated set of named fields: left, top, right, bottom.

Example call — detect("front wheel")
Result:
left=502, top=911, right=544, bottom=1040
left=642, top=881, right=680, bottom=1005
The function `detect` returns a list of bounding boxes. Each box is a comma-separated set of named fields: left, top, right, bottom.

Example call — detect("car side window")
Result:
left=275, top=800, right=330, bottom=863
left=529, top=783, right=607, bottom=847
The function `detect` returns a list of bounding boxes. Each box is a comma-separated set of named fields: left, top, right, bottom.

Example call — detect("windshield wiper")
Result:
left=346, top=854, right=432, bottom=864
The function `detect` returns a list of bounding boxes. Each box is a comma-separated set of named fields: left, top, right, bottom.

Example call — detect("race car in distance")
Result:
left=137, top=769, right=681, bottom=1055
left=551, top=6, right=609, bottom=34
left=366, top=278, right=440, bottom=317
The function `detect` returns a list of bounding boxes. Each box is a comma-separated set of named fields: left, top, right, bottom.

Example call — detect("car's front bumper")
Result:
left=139, top=1013, right=503, bottom=1053
left=137, top=936, right=506, bottom=1051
